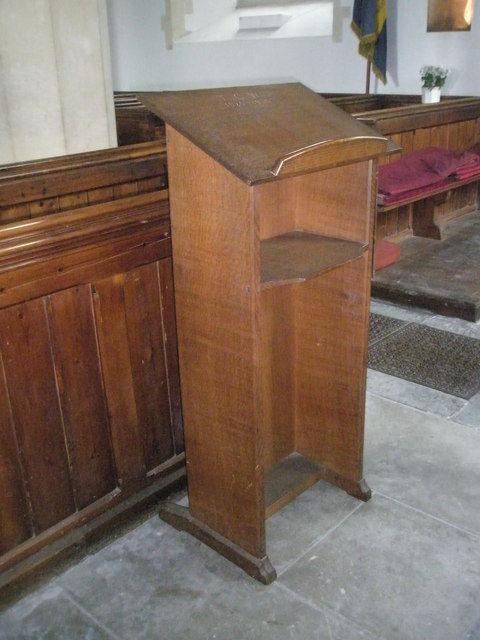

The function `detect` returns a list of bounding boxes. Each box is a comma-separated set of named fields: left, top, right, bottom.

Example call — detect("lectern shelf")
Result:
left=139, top=83, right=389, bottom=584
left=260, top=230, right=367, bottom=288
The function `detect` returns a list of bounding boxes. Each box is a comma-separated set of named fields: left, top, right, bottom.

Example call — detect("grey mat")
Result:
left=368, top=316, right=480, bottom=399
left=369, top=313, right=409, bottom=345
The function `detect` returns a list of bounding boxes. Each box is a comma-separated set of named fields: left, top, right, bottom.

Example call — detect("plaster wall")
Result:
left=0, top=0, right=117, bottom=165
left=106, top=0, right=480, bottom=97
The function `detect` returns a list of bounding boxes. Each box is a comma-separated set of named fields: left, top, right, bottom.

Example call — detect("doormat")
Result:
left=368, top=316, right=480, bottom=399
left=369, top=313, right=409, bottom=345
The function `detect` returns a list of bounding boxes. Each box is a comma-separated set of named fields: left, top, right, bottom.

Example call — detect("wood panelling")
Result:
left=123, top=262, right=177, bottom=471
left=157, top=258, right=183, bottom=453
left=0, top=299, right=76, bottom=533
left=47, top=285, right=116, bottom=510
left=0, top=244, right=183, bottom=570
left=378, top=117, right=480, bottom=166
left=94, top=274, right=147, bottom=487
left=0, top=360, right=32, bottom=555
left=0, top=141, right=167, bottom=225
left=0, top=140, right=183, bottom=585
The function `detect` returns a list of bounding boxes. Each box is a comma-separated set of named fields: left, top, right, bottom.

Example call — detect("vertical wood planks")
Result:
left=93, top=274, right=146, bottom=487
left=92, top=258, right=182, bottom=485
left=0, top=140, right=182, bottom=571
left=0, top=255, right=182, bottom=555
left=0, top=300, right=76, bottom=533
left=124, top=262, right=175, bottom=471
left=0, top=358, right=32, bottom=554
left=47, top=285, right=116, bottom=510
left=157, top=259, right=184, bottom=454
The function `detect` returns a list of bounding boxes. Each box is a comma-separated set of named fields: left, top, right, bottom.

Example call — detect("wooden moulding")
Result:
left=349, top=96, right=480, bottom=137
left=0, top=141, right=167, bottom=209
left=0, top=191, right=171, bottom=309
left=0, top=190, right=169, bottom=248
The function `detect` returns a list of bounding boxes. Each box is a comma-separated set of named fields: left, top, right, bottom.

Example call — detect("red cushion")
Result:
left=374, top=239, right=401, bottom=271
left=378, top=148, right=455, bottom=196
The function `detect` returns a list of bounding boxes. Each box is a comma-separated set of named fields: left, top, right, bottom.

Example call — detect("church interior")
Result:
left=0, top=2, right=479, bottom=639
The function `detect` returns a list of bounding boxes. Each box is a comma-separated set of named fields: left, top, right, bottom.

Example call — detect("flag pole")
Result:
left=365, top=60, right=371, bottom=95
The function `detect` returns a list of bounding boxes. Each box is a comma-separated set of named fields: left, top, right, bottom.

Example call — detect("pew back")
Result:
left=330, top=95, right=480, bottom=242
left=0, top=128, right=183, bottom=594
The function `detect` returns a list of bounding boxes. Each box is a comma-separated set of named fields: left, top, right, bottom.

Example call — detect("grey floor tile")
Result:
left=0, top=584, right=117, bottom=640
left=370, top=299, right=434, bottom=323
left=365, top=394, right=480, bottom=534
left=424, top=314, right=480, bottom=339
left=173, top=473, right=362, bottom=577
left=266, top=480, right=361, bottom=575
left=201, top=582, right=374, bottom=640
left=321, top=608, right=380, bottom=640
left=464, top=616, right=480, bottom=640
left=56, top=518, right=231, bottom=640
left=451, top=392, right=480, bottom=431
left=281, top=494, right=480, bottom=640
left=366, top=369, right=466, bottom=418
left=54, top=516, right=370, bottom=640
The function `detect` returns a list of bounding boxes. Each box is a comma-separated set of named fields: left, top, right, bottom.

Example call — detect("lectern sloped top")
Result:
left=139, top=83, right=389, bottom=184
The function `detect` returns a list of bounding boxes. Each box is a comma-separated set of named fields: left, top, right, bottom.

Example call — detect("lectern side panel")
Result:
left=254, top=180, right=296, bottom=240
left=270, top=162, right=375, bottom=245
left=259, top=285, right=296, bottom=471
left=166, top=127, right=265, bottom=557
left=293, top=254, right=371, bottom=483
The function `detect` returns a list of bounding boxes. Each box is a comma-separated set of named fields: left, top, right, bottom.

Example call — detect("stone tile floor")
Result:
left=0, top=299, right=479, bottom=639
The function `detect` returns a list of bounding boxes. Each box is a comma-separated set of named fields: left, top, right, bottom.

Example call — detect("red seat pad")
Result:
left=377, top=177, right=452, bottom=206
left=374, top=239, right=401, bottom=271
left=378, top=146, right=480, bottom=204
left=378, top=148, right=460, bottom=195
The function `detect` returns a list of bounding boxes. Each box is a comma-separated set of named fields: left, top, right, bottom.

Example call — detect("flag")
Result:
left=351, top=0, right=387, bottom=84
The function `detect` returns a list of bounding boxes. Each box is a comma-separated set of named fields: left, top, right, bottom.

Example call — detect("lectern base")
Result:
left=158, top=502, right=277, bottom=585
left=328, top=474, right=372, bottom=502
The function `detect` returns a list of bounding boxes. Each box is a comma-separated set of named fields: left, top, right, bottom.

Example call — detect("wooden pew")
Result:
left=0, top=140, right=167, bottom=225
left=377, top=171, right=480, bottom=241
left=0, top=136, right=183, bottom=597
left=114, top=93, right=165, bottom=146
left=328, top=95, right=480, bottom=244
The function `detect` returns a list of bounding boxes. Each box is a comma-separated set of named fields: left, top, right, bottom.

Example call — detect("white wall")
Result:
left=389, top=0, right=479, bottom=96
left=106, top=0, right=480, bottom=96
left=0, top=0, right=117, bottom=165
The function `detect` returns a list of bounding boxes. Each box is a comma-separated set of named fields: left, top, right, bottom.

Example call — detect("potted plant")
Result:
left=420, top=66, right=449, bottom=104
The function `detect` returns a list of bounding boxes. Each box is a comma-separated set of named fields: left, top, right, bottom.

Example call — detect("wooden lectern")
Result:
left=140, top=84, right=389, bottom=584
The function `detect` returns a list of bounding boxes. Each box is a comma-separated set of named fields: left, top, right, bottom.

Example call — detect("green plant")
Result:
left=420, top=66, right=449, bottom=89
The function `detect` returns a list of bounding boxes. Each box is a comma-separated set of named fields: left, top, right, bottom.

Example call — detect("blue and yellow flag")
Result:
left=351, top=0, right=387, bottom=84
